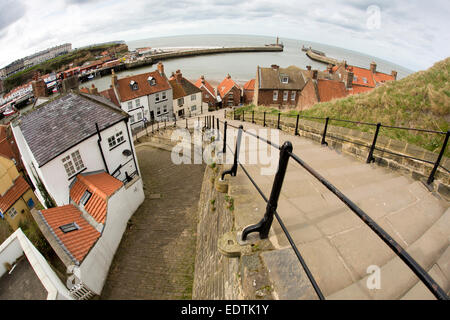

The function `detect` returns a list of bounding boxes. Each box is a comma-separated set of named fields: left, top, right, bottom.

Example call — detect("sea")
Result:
left=78, top=34, right=415, bottom=91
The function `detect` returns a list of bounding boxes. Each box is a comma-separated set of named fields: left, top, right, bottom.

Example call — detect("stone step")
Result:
left=327, top=208, right=450, bottom=299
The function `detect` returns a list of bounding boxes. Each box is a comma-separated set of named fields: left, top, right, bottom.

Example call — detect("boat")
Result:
left=87, top=74, right=95, bottom=80
left=3, top=107, right=17, bottom=116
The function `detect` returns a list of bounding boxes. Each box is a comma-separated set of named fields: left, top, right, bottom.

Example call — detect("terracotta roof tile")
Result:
left=317, top=79, right=348, bottom=102
left=40, top=204, right=100, bottom=263
left=217, top=76, right=240, bottom=98
left=69, top=172, right=122, bottom=224
left=373, top=71, right=395, bottom=84
left=194, top=77, right=216, bottom=97
left=99, top=88, right=120, bottom=107
left=0, top=176, right=30, bottom=213
left=116, top=71, right=171, bottom=102
left=243, top=79, right=255, bottom=91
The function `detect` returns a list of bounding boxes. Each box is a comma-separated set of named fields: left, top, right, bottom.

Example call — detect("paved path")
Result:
left=101, top=145, right=205, bottom=299
left=209, top=110, right=449, bottom=299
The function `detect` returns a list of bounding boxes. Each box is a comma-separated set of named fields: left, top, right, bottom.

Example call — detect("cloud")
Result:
left=0, top=0, right=448, bottom=71
left=0, top=0, right=26, bottom=33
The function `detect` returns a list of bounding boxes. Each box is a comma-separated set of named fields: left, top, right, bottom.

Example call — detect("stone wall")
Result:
left=228, top=111, right=450, bottom=199
left=192, top=164, right=242, bottom=299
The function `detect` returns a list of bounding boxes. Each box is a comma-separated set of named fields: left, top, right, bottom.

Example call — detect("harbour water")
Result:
left=84, top=34, right=414, bottom=91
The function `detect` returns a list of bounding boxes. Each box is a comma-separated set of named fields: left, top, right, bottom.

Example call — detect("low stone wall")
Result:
left=227, top=111, right=450, bottom=199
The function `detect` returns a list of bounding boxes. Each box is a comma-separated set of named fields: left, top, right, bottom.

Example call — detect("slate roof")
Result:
left=258, top=66, right=306, bottom=90
left=18, top=92, right=128, bottom=167
left=169, top=78, right=202, bottom=100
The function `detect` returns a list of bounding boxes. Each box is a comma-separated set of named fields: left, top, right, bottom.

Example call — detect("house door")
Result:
left=150, top=111, right=155, bottom=121
left=178, top=109, right=184, bottom=117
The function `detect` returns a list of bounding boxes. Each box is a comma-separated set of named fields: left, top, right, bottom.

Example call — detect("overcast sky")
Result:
left=0, top=0, right=449, bottom=71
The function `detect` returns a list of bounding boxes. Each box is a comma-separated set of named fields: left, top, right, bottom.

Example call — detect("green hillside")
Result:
left=244, top=57, right=450, bottom=154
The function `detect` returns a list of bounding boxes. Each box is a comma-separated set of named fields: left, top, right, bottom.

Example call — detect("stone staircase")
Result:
left=216, top=112, right=449, bottom=300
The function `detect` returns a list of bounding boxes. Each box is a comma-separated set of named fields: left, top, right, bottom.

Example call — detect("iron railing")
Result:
left=231, top=109, right=449, bottom=186
left=216, top=116, right=449, bottom=300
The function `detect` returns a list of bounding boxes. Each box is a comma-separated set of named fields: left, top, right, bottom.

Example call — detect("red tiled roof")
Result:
left=243, top=79, right=255, bottom=91
left=40, top=205, right=100, bottom=263
left=317, top=79, right=348, bottom=102
left=194, top=77, right=216, bottom=97
left=217, top=76, right=240, bottom=98
left=70, top=172, right=122, bottom=224
left=350, top=66, right=375, bottom=87
left=0, top=176, right=31, bottom=213
left=116, top=71, right=170, bottom=102
left=99, top=88, right=120, bottom=106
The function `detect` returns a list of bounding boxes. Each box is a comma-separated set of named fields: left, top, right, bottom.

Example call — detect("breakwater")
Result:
left=305, top=49, right=343, bottom=66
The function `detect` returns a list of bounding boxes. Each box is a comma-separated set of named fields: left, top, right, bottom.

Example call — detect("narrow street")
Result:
left=101, top=145, right=205, bottom=299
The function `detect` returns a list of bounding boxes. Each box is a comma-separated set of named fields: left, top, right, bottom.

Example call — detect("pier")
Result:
left=305, top=49, right=343, bottom=66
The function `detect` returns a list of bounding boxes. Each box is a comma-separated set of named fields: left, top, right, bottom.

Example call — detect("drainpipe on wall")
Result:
left=95, top=122, right=109, bottom=174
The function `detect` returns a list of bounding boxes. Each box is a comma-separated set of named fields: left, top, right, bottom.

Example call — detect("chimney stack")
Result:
left=370, top=61, right=377, bottom=73
left=175, top=70, right=182, bottom=83
left=157, top=62, right=164, bottom=75
left=271, top=64, right=279, bottom=70
left=327, top=64, right=333, bottom=74
left=32, top=78, right=48, bottom=98
left=306, top=65, right=311, bottom=71
left=391, top=70, right=398, bottom=80
left=89, top=84, right=98, bottom=95
left=346, top=70, right=354, bottom=89
left=111, top=69, right=118, bottom=87
left=201, top=75, right=205, bottom=84
left=226, top=73, right=231, bottom=79
left=312, top=70, right=318, bottom=80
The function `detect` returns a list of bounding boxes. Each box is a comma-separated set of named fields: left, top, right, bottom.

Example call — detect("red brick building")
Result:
left=243, top=79, right=255, bottom=104
left=217, top=74, right=241, bottom=107
left=253, top=65, right=306, bottom=107
left=194, top=75, right=217, bottom=109
left=330, top=61, right=397, bottom=95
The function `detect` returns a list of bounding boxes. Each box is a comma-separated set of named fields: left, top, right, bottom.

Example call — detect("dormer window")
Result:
left=148, top=76, right=156, bottom=86
left=130, top=80, right=138, bottom=91
left=281, top=76, right=289, bottom=84
left=59, top=222, right=80, bottom=233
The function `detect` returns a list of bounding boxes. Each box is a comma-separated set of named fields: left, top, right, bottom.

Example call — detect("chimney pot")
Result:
left=312, top=70, right=318, bottom=80
left=306, top=65, right=311, bottom=71
left=391, top=70, right=398, bottom=80
left=370, top=62, right=377, bottom=73
left=271, top=64, right=279, bottom=70
left=157, top=62, right=164, bottom=75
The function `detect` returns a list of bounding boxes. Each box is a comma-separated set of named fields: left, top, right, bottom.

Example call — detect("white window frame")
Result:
left=282, top=76, right=289, bottom=84
left=155, top=93, right=160, bottom=102
left=191, top=94, right=196, bottom=101
left=157, top=107, right=161, bottom=115
left=163, top=105, right=167, bottom=113
left=135, top=98, right=140, bottom=107
left=273, top=90, right=278, bottom=101
left=291, top=91, right=296, bottom=101
left=62, top=150, right=85, bottom=178
left=178, top=98, right=184, bottom=106
left=283, top=91, right=288, bottom=101
left=191, top=105, right=196, bottom=111
left=127, top=101, right=133, bottom=110
left=162, top=91, right=167, bottom=100
left=137, top=112, right=143, bottom=121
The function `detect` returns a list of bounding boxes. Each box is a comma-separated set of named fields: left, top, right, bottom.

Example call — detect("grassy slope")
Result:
left=245, top=57, right=450, bottom=154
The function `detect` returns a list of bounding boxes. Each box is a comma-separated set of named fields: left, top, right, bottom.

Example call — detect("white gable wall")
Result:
left=73, top=177, right=145, bottom=294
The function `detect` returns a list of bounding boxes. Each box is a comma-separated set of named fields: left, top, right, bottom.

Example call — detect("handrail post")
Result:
left=367, top=123, right=381, bottom=163
left=241, top=141, right=293, bottom=240
left=224, top=109, right=226, bottom=119
left=242, top=110, right=245, bottom=122
left=174, top=117, right=176, bottom=128
left=263, top=112, right=266, bottom=127
left=427, top=130, right=450, bottom=184
left=221, top=125, right=243, bottom=179
left=212, top=115, right=215, bottom=129
left=157, top=121, right=159, bottom=131
left=321, top=117, right=329, bottom=146
left=217, top=118, right=220, bottom=132
left=186, top=118, right=188, bottom=129
left=277, top=112, right=281, bottom=130
left=295, top=114, right=299, bottom=136
left=252, top=110, right=255, bottom=124
left=223, top=121, right=227, bottom=154
left=164, top=119, right=166, bottom=129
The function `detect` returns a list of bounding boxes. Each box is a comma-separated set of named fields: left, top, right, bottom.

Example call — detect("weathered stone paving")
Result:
left=101, top=145, right=205, bottom=299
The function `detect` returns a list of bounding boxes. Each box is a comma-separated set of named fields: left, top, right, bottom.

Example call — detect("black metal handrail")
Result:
left=231, top=109, right=449, bottom=186
left=219, top=116, right=449, bottom=300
